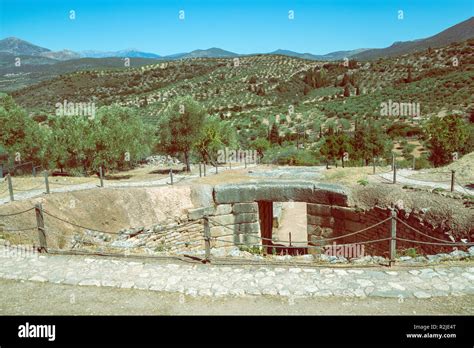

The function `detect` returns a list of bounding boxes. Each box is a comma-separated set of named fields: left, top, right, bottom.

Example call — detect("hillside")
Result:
left=11, top=39, right=473, bottom=134
left=354, top=17, right=474, bottom=60
left=0, top=57, right=161, bottom=91
left=0, top=37, right=50, bottom=56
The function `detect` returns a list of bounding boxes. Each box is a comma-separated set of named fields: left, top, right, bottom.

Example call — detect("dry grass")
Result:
left=410, top=152, right=474, bottom=183
left=322, top=166, right=391, bottom=185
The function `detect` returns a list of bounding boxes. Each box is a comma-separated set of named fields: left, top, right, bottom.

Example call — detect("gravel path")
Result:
left=378, top=169, right=473, bottom=194
left=1, top=246, right=473, bottom=300
left=2, top=279, right=473, bottom=315
left=0, top=164, right=256, bottom=206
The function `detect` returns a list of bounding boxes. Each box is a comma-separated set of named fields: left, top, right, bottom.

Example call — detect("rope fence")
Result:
left=0, top=162, right=253, bottom=204
left=372, top=160, right=473, bottom=195
left=1, top=200, right=473, bottom=267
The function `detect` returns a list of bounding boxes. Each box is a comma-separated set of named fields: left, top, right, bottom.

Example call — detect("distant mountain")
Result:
left=1, top=16, right=472, bottom=67
left=0, top=37, right=80, bottom=62
left=169, top=48, right=239, bottom=59
left=269, top=49, right=321, bottom=60
left=354, top=16, right=474, bottom=60
left=269, top=48, right=370, bottom=61
left=40, top=49, right=81, bottom=61
left=0, top=37, right=50, bottom=56
left=0, top=52, right=58, bottom=68
left=80, top=49, right=161, bottom=59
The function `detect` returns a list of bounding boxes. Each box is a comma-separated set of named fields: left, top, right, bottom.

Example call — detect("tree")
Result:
left=340, top=73, right=350, bottom=87
left=47, top=105, right=154, bottom=173
left=304, top=68, right=328, bottom=88
left=250, top=138, right=270, bottom=158
left=0, top=94, right=47, bottom=167
left=334, top=132, right=352, bottom=167
left=157, top=97, right=206, bottom=171
left=425, top=115, right=471, bottom=167
left=269, top=122, right=280, bottom=145
left=351, top=121, right=391, bottom=165
left=47, top=115, right=93, bottom=172
left=195, top=116, right=237, bottom=164
left=406, top=67, right=413, bottom=83
left=92, top=105, right=154, bottom=171
left=319, top=127, right=337, bottom=168
left=343, top=85, right=350, bottom=97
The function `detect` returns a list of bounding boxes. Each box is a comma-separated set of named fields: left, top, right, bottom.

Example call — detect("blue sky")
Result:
left=0, top=0, right=472, bottom=55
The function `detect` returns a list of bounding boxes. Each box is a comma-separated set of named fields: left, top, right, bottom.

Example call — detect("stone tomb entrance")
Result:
left=189, top=181, right=351, bottom=254
left=258, top=200, right=309, bottom=255
left=189, top=180, right=465, bottom=257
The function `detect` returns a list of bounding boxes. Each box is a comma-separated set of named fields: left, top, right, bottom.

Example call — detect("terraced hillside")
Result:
left=10, top=39, right=474, bottom=146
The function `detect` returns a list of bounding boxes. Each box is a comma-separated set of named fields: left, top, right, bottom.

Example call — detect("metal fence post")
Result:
left=44, top=170, right=50, bottom=194
left=203, top=216, right=211, bottom=263
left=7, top=174, right=14, bottom=202
left=451, top=170, right=455, bottom=192
left=389, top=209, right=397, bottom=267
left=199, top=163, right=202, bottom=177
left=35, top=203, right=47, bottom=253
left=99, top=167, right=104, bottom=187
left=169, top=169, right=174, bottom=185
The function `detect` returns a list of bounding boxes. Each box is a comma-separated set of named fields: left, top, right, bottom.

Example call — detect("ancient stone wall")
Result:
left=307, top=203, right=462, bottom=257
left=187, top=203, right=260, bottom=248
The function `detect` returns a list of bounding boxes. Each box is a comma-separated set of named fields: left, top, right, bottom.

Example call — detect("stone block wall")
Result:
left=108, top=219, right=204, bottom=254
left=188, top=202, right=261, bottom=249
left=307, top=203, right=464, bottom=257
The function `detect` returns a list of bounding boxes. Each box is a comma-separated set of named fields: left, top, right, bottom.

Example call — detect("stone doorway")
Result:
left=258, top=200, right=308, bottom=255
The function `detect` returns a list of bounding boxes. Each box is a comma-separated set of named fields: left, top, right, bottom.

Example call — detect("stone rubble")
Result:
left=145, top=155, right=181, bottom=166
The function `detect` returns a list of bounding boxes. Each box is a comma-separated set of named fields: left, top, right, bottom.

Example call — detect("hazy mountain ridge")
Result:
left=354, top=16, right=474, bottom=60
left=1, top=17, right=472, bottom=64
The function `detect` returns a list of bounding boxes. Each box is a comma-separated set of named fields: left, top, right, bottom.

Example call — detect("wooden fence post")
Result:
left=203, top=216, right=211, bottom=263
left=99, top=166, right=104, bottom=187
left=203, top=163, right=206, bottom=176
left=199, top=163, right=202, bottom=177
left=43, top=171, right=50, bottom=194
left=389, top=209, right=397, bottom=267
left=373, top=157, right=376, bottom=174
left=451, top=170, right=455, bottom=192
left=7, top=174, right=14, bottom=202
left=35, top=203, right=47, bottom=253
left=169, top=169, right=174, bottom=185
